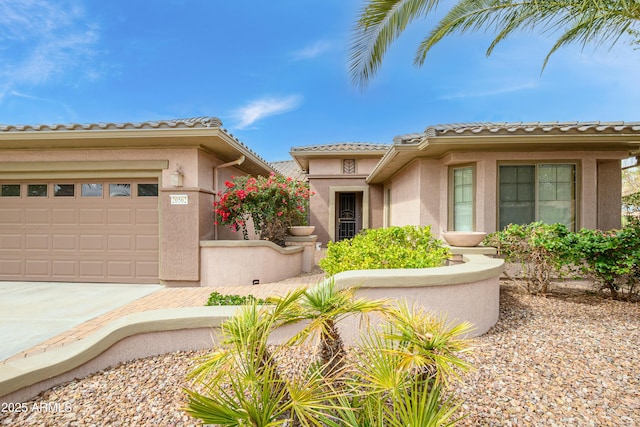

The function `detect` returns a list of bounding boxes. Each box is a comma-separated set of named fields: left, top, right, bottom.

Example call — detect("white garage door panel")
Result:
left=0, top=180, right=159, bottom=284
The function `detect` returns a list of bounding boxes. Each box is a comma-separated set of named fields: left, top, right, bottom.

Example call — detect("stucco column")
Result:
left=159, top=188, right=203, bottom=286
left=284, top=235, right=319, bottom=273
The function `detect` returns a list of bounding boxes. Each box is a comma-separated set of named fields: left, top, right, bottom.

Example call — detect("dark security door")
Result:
left=337, top=192, right=358, bottom=241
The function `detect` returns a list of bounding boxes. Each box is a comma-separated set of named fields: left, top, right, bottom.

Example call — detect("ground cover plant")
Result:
left=320, top=225, right=450, bottom=276
left=205, top=291, right=265, bottom=306
left=184, top=280, right=473, bottom=426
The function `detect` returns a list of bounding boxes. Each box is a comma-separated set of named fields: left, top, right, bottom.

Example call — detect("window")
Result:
left=1, top=184, right=20, bottom=197
left=499, top=163, right=576, bottom=230
left=81, top=184, right=103, bottom=197
left=54, top=184, right=75, bottom=197
left=27, top=184, right=47, bottom=197
left=109, top=184, right=131, bottom=197
left=137, top=183, right=158, bottom=197
left=450, top=166, right=474, bottom=231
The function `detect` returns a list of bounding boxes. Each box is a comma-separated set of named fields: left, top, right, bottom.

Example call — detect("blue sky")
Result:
left=1, top=0, right=638, bottom=162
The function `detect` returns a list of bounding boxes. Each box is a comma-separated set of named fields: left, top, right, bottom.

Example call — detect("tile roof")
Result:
left=290, top=142, right=391, bottom=152
left=0, top=116, right=224, bottom=133
left=396, top=121, right=640, bottom=143
left=271, top=160, right=306, bottom=180
left=0, top=116, right=274, bottom=174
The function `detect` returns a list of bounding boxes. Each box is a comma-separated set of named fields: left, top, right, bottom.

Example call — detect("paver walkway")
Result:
left=2, top=271, right=326, bottom=364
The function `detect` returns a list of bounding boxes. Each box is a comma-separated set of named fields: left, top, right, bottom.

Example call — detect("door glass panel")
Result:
left=27, top=184, right=48, bottom=197
left=109, top=184, right=131, bottom=197
left=138, top=183, right=158, bottom=197
left=54, top=184, right=75, bottom=197
left=1, top=184, right=20, bottom=197
left=82, top=184, right=103, bottom=197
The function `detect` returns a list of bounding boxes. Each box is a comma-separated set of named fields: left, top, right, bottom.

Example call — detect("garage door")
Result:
left=0, top=180, right=159, bottom=283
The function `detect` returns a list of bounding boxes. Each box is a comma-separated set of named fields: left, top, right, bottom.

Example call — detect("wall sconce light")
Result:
left=170, top=165, right=184, bottom=187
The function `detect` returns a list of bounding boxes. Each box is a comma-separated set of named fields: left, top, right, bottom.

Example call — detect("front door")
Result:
left=336, top=192, right=361, bottom=241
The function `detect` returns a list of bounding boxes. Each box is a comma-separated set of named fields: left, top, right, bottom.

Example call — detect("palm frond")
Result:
left=349, top=0, right=444, bottom=89
left=352, top=0, right=640, bottom=87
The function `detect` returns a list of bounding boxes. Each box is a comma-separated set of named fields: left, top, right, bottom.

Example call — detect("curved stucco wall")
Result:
left=330, top=254, right=504, bottom=338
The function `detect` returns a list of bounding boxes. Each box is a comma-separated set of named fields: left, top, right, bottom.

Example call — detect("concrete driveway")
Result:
left=0, top=282, right=162, bottom=361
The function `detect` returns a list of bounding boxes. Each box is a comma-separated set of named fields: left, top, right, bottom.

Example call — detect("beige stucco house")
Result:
left=2, top=118, right=639, bottom=286
left=0, top=117, right=274, bottom=286
left=291, top=122, right=640, bottom=246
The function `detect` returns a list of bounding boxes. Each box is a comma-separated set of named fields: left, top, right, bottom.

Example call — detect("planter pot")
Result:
left=442, top=231, right=487, bottom=247
left=288, top=226, right=316, bottom=236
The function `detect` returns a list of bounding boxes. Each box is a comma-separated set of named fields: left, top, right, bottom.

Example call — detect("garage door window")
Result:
left=54, top=184, right=75, bottom=197
left=81, top=184, right=103, bottom=197
left=1, top=184, right=20, bottom=197
left=28, top=184, right=47, bottom=197
left=109, top=184, right=131, bottom=197
left=138, top=184, right=158, bottom=197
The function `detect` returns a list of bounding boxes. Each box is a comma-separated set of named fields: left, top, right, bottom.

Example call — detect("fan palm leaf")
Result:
left=351, top=0, right=640, bottom=87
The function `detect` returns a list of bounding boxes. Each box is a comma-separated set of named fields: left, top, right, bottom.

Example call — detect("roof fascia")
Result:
left=367, top=133, right=640, bottom=184
left=290, top=148, right=389, bottom=173
left=0, top=126, right=274, bottom=177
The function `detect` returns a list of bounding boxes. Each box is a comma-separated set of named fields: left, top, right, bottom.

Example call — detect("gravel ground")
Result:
left=1, top=281, right=638, bottom=426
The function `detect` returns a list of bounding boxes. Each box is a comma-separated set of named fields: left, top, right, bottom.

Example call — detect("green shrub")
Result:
left=483, top=222, right=574, bottom=294
left=573, top=217, right=640, bottom=300
left=319, top=225, right=450, bottom=276
left=205, top=291, right=265, bottom=306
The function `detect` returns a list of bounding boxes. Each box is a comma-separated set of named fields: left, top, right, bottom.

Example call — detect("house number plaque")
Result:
left=170, top=194, right=189, bottom=205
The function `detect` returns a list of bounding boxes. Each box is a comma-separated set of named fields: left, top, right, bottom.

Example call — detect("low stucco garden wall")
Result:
left=200, top=240, right=303, bottom=286
left=339, top=254, right=503, bottom=338
left=270, top=249, right=504, bottom=343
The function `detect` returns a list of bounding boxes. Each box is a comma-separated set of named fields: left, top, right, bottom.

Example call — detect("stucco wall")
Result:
left=386, top=150, right=628, bottom=234
left=388, top=160, right=422, bottom=226
left=597, top=159, right=622, bottom=230
left=200, top=240, right=303, bottom=286
left=357, top=158, right=382, bottom=175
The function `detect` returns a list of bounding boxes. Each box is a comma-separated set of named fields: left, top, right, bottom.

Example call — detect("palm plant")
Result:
left=273, top=279, right=388, bottom=376
left=350, top=0, right=640, bottom=88
left=185, top=289, right=316, bottom=426
left=382, top=302, right=474, bottom=385
left=329, top=301, right=472, bottom=426
left=185, top=287, right=474, bottom=426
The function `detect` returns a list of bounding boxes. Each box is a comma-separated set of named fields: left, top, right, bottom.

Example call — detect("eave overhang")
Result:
left=0, top=120, right=274, bottom=177
left=290, top=145, right=390, bottom=172
left=367, top=132, right=640, bottom=184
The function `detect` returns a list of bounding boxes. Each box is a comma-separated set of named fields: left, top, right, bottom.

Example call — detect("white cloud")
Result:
left=290, top=40, right=332, bottom=61
left=438, top=81, right=538, bottom=100
left=0, top=0, right=100, bottom=96
left=231, top=95, right=303, bottom=129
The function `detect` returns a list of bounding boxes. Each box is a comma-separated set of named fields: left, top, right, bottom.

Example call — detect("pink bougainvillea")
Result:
left=214, top=172, right=314, bottom=245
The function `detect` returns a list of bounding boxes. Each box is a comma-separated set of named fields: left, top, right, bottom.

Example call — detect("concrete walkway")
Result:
left=1, top=271, right=325, bottom=364
left=0, top=282, right=162, bottom=361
